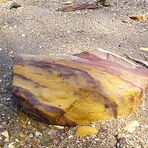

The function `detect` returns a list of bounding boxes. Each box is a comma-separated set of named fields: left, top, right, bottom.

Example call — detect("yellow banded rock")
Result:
left=12, top=49, right=148, bottom=126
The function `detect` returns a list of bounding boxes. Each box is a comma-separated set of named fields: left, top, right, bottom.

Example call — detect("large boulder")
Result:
left=12, top=49, right=148, bottom=126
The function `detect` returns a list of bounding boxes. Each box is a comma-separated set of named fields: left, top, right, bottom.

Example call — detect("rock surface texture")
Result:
left=12, top=49, right=148, bottom=126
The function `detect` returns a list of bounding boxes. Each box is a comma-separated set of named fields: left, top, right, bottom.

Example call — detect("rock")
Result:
left=12, top=49, right=148, bottom=126
left=8, top=142, right=16, bottom=148
left=10, top=2, right=21, bottom=9
left=68, top=135, right=73, bottom=139
left=116, top=133, right=127, bottom=147
left=75, top=126, right=98, bottom=136
left=21, top=34, right=26, bottom=37
left=58, top=2, right=98, bottom=12
left=48, top=129, right=58, bottom=138
left=124, top=120, right=140, bottom=133
left=4, top=138, right=9, bottom=142
left=31, top=139, right=41, bottom=147
left=140, top=48, right=148, bottom=52
left=58, top=0, right=111, bottom=12
left=15, top=138, right=19, bottom=142
left=95, top=138, right=99, bottom=141
left=35, top=131, right=42, bottom=137
left=1, top=131, right=9, bottom=139
left=28, top=133, right=33, bottom=138
left=28, top=121, right=31, bottom=125
left=96, top=0, right=111, bottom=7
left=117, top=133, right=126, bottom=139
left=52, top=125, right=64, bottom=130
left=130, top=14, right=148, bottom=21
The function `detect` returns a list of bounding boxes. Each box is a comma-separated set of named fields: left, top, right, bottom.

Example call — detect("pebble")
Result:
left=4, top=138, right=9, bottom=142
left=1, top=131, right=9, bottom=139
left=95, top=138, right=100, bottom=141
left=3, top=144, right=8, bottom=148
left=28, top=121, right=31, bottom=124
left=75, top=126, right=98, bottom=136
left=64, top=1, right=73, bottom=5
left=0, top=48, right=2, bottom=51
left=13, top=25, right=17, bottom=28
left=116, top=133, right=127, bottom=148
left=15, top=138, right=19, bottom=142
left=21, top=34, right=26, bottom=37
left=124, top=120, right=139, bottom=133
left=10, top=2, right=21, bottom=9
left=29, top=133, right=33, bottom=138
left=8, top=142, right=16, bottom=148
left=6, top=98, right=11, bottom=101
left=35, top=131, right=42, bottom=137
left=53, top=125, right=64, bottom=130
left=9, top=51, right=14, bottom=55
left=48, top=129, right=57, bottom=136
left=19, top=133, right=25, bottom=138
left=68, top=135, right=73, bottom=139
left=116, top=142, right=120, bottom=148
left=117, top=133, right=126, bottom=139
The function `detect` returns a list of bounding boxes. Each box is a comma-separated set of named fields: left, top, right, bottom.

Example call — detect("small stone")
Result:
left=29, top=133, right=33, bottom=138
left=35, top=131, right=42, bottom=137
left=10, top=2, right=21, bottom=9
left=117, top=133, right=126, bottom=139
left=95, top=138, right=99, bottom=141
left=64, top=1, right=73, bottom=5
left=9, top=51, right=14, bottom=54
left=13, top=25, right=17, bottom=28
left=0, top=48, right=2, bottom=51
left=116, top=133, right=127, bottom=147
left=4, top=138, right=9, bottom=142
left=68, top=135, right=73, bottom=139
left=67, top=30, right=70, bottom=33
left=1, top=131, right=9, bottom=139
left=15, top=138, right=19, bottom=142
left=140, top=48, right=148, bottom=52
left=48, top=129, right=57, bottom=137
left=125, top=120, right=139, bottom=133
left=116, top=142, right=120, bottom=148
left=64, top=127, right=70, bottom=132
left=31, top=139, right=41, bottom=146
left=75, top=126, right=98, bottom=136
left=52, top=125, right=64, bottom=130
left=21, top=34, right=26, bottom=37
left=6, top=98, right=11, bottom=101
left=130, top=14, right=148, bottom=21
left=19, top=133, right=25, bottom=138
left=8, top=142, right=16, bottom=148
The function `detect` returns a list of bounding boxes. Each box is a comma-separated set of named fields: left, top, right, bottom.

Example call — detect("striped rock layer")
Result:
left=12, top=49, right=148, bottom=126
